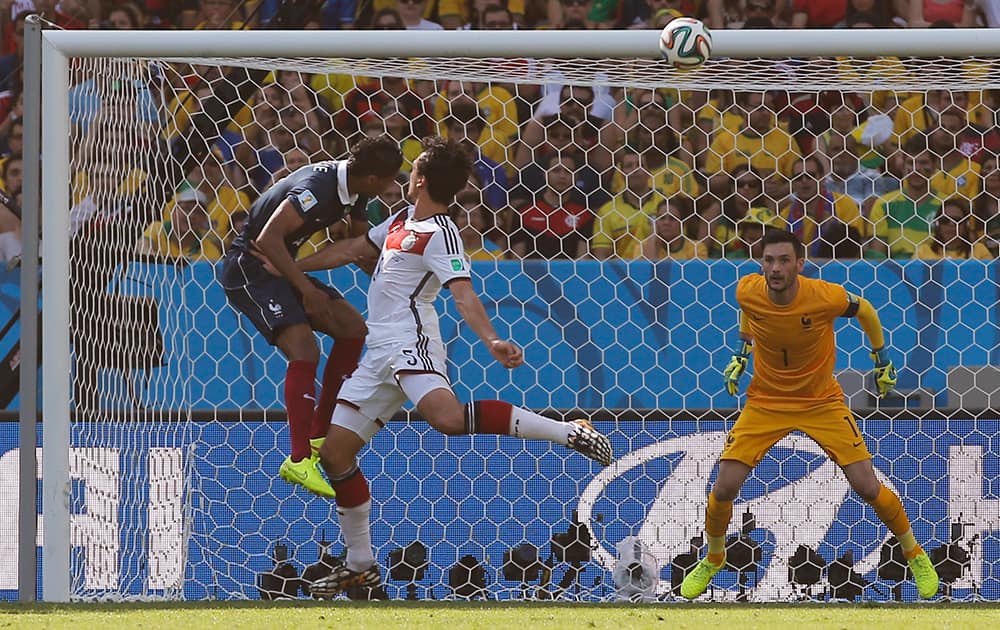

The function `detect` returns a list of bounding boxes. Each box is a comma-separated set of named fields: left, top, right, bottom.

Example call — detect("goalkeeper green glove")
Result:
left=871, top=347, right=897, bottom=398
left=723, top=340, right=752, bottom=396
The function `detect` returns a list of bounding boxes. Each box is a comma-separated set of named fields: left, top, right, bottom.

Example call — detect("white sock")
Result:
left=510, top=406, right=573, bottom=445
left=337, top=499, right=375, bottom=571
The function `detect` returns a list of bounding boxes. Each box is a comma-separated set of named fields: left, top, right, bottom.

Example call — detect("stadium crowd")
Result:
left=1, top=0, right=999, bottom=265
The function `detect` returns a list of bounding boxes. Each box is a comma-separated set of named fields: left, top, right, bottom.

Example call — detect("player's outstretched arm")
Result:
left=850, top=294, right=898, bottom=397
left=297, top=236, right=379, bottom=273
left=448, top=278, right=523, bottom=369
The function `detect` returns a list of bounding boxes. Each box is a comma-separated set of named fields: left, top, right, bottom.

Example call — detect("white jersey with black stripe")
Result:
left=364, top=206, right=471, bottom=352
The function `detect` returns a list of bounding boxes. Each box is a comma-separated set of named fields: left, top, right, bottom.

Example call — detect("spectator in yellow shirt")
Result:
left=726, top=206, right=787, bottom=260
left=176, top=149, right=251, bottom=239
left=915, top=198, right=993, bottom=260
left=893, top=89, right=974, bottom=147
left=704, top=91, right=802, bottom=196
left=609, top=88, right=700, bottom=199
left=641, top=196, right=709, bottom=260
left=592, top=149, right=659, bottom=260
left=869, top=142, right=943, bottom=259
left=435, top=79, right=518, bottom=175
left=437, top=0, right=526, bottom=28
left=137, top=188, right=224, bottom=262
left=928, top=111, right=981, bottom=202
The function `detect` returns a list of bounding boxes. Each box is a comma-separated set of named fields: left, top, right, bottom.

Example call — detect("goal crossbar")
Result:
left=41, top=28, right=1000, bottom=59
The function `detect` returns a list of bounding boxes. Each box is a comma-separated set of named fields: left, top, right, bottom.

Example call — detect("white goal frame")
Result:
left=23, top=23, right=1000, bottom=602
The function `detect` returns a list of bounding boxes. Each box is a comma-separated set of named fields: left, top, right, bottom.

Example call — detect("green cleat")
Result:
left=279, top=455, right=335, bottom=498
left=310, top=437, right=325, bottom=460
left=680, top=555, right=724, bottom=600
left=908, top=551, right=939, bottom=599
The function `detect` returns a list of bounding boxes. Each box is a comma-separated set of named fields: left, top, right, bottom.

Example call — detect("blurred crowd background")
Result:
left=1, top=0, right=999, bottom=267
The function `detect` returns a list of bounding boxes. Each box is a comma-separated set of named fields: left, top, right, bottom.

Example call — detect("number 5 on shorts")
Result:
left=401, top=349, right=419, bottom=366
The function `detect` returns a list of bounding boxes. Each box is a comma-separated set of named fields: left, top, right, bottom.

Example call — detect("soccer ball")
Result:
left=658, top=17, right=712, bottom=69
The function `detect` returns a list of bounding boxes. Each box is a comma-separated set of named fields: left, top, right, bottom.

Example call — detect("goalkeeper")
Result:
left=681, top=229, right=939, bottom=601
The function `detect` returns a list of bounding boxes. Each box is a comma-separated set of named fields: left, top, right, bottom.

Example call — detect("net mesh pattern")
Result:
left=59, top=51, right=1000, bottom=602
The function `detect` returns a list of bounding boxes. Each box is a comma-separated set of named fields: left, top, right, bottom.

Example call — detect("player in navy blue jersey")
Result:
left=221, top=135, right=403, bottom=497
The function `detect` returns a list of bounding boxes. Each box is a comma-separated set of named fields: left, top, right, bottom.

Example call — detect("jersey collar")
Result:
left=337, top=160, right=358, bottom=205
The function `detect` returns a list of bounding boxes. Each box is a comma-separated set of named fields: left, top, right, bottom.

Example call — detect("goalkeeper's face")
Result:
left=760, top=242, right=803, bottom=296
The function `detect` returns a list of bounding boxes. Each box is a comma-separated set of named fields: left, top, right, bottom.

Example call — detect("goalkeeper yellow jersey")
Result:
left=738, top=274, right=851, bottom=410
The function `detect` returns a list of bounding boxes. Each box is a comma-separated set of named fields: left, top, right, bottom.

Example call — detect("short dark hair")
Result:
left=539, top=151, right=577, bottom=170
left=742, top=16, right=774, bottom=29
left=759, top=228, right=805, bottom=259
left=1, top=155, right=21, bottom=181
left=348, top=135, right=403, bottom=178
left=444, top=98, right=485, bottom=132
left=418, top=135, right=473, bottom=205
left=370, top=7, right=404, bottom=28
left=111, top=2, right=145, bottom=28
left=814, top=220, right=862, bottom=259
left=903, top=132, right=932, bottom=157
left=480, top=3, right=512, bottom=23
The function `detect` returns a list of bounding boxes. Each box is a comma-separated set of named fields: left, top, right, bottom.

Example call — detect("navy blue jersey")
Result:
left=230, top=159, right=369, bottom=255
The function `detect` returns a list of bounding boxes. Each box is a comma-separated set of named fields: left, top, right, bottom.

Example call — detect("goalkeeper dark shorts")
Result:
left=720, top=401, right=873, bottom=468
left=220, top=250, right=344, bottom=345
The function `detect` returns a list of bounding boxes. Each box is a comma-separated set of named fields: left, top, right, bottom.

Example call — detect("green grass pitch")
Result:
left=3, top=602, right=1000, bottom=630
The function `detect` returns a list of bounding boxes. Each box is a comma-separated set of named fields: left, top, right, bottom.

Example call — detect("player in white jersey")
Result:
left=286, top=136, right=614, bottom=598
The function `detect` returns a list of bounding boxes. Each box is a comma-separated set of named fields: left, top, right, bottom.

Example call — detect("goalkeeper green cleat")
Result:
left=279, top=455, right=335, bottom=498
left=908, top=551, right=939, bottom=599
left=310, top=437, right=326, bottom=460
left=680, top=555, right=724, bottom=600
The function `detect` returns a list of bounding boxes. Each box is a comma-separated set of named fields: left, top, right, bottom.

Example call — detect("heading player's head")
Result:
left=759, top=228, right=805, bottom=298
left=410, top=135, right=474, bottom=206
left=347, top=134, right=404, bottom=195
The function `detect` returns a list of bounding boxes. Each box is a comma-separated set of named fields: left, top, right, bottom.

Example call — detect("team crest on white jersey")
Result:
left=401, top=233, right=418, bottom=251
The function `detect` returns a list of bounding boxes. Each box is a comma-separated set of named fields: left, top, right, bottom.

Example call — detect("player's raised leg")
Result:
left=274, top=323, right=335, bottom=498
left=412, top=384, right=613, bottom=465
left=680, top=459, right=752, bottom=599
left=843, top=459, right=939, bottom=599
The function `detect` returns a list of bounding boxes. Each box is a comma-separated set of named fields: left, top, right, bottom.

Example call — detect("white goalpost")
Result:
left=23, top=22, right=1000, bottom=602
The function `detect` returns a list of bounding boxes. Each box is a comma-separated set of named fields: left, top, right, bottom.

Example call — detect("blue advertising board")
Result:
left=1, top=260, right=999, bottom=411
left=26, top=259, right=995, bottom=413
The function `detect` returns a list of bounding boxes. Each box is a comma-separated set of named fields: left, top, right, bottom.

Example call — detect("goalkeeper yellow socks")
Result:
left=898, top=531, right=923, bottom=559
left=705, top=493, right=733, bottom=565
left=869, top=484, right=922, bottom=557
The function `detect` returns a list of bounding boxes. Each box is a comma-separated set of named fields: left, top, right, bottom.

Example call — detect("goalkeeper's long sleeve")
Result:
left=854, top=296, right=886, bottom=351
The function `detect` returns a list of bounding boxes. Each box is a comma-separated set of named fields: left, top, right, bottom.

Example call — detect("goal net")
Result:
left=25, top=29, right=1000, bottom=602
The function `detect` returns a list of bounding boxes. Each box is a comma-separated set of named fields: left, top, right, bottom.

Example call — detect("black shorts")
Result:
left=220, top=250, right=343, bottom=345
